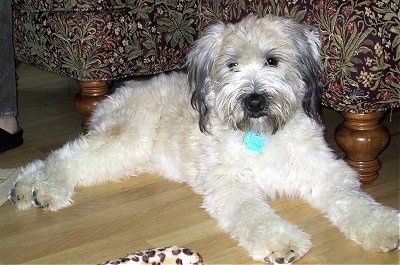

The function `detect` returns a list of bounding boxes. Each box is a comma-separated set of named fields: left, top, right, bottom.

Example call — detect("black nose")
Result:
left=244, top=93, right=266, bottom=113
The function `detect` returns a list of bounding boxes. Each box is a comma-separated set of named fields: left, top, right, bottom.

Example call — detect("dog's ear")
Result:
left=297, top=25, right=324, bottom=125
left=186, top=22, right=226, bottom=133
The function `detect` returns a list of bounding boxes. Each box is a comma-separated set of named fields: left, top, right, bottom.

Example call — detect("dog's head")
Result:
left=187, top=14, right=323, bottom=134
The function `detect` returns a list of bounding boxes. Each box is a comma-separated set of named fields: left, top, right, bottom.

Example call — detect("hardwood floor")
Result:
left=0, top=64, right=399, bottom=264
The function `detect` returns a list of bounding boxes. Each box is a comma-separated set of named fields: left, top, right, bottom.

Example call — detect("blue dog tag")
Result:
left=244, top=131, right=266, bottom=153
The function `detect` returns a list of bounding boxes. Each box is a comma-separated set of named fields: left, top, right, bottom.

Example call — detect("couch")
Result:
left=12, top=0, right=399, bottom=184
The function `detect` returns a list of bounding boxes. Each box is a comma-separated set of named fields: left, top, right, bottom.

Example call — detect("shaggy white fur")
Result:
left=10, top=15, right=399, bottom=265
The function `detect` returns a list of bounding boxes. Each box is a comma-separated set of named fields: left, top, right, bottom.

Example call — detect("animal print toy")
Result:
left=99, top=246, right=203, bottom=265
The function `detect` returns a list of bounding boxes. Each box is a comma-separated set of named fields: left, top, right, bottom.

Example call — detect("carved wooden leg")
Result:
left=74, top=81, right=109, bottom=132
left=334, top=111, right=390, bottom=186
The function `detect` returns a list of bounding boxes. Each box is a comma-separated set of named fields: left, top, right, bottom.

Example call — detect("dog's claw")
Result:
left=9, top=184, right=26, bottom=203
left=32, top=190, right=49, bottom=209
left=381, top=237, right=400, bottom=252
left=9, top=189, right=17, bottom=205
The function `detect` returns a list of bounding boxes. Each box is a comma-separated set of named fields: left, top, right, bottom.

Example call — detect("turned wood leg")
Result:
left=334, top=111, right=390, bottom=186
left=74, top=81, right=110, bottom=131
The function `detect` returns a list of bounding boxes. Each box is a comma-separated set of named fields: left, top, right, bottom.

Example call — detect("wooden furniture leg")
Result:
left=334, top=111, right=390, bottom=186
left=74, top=81, right=110, bottom=132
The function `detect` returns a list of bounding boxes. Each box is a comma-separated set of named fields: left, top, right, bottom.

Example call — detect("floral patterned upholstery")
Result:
left=12, top=0, right=199, bottom=80
left=13, top=0, right=399, bottom=113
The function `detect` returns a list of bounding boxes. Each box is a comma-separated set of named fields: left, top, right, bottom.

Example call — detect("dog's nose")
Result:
left=244, top=93, right=266, bottom=113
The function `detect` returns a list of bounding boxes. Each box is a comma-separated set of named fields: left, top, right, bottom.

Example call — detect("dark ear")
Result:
left=186, top=22, right=226, bottom=133
left=298, top=25, right=324, bottom=124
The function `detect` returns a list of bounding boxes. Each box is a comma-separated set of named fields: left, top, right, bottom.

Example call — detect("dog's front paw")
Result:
left=358, top=209, right=400, bottom=253
left=265, top=248, right=297, bottom=265
left=10, top=179, right=74, bottom=211
left=10, top=182, right=73, bottom=211
left=249, top=226, right=312, bottom=264
left=9, top=161, right=74, bottom=211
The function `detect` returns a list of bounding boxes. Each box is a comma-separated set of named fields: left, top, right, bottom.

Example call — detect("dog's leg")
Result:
left=9, top=128, right=151, bottom=211
left=202, top=176, right=312, bottom=264
left=304, top=160, right=399, bottom=253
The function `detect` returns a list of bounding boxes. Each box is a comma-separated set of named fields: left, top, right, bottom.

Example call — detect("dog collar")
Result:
left=244, top=131, right=266, bottom=153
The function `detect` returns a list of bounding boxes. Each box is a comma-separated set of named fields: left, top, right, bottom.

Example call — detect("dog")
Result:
left=9, top=15, right=399, bottom=264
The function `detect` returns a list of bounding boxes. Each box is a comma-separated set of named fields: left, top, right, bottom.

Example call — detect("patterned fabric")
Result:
left=12, top=0, right=400, bottom=112
left=12, top=0, right=126, bottom=12
left=13, top=0, right=199, bottom=79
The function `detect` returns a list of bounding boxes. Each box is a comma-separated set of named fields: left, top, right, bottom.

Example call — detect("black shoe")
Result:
left=0, top=127, right=23, bottom=153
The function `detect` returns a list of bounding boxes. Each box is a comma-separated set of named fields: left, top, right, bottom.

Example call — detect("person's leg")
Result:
left=0, top=0, right=23, bottom=152
left=0, top=118, right=18, bottom=134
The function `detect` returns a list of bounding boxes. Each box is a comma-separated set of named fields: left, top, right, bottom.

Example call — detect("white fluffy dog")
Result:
left=9, top=15, right=399, bottom=264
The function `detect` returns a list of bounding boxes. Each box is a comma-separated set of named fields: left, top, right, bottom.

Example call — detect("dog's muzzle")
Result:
left=243, top=93, right=267, bottom=118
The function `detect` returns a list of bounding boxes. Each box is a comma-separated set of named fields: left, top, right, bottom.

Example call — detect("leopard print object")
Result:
left=99, top=246, right=203, bottom=265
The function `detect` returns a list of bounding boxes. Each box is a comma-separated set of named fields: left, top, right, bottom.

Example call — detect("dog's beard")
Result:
left=213, top=73, right=299, bottom=134
left=236, top=112, right=286, bottom=134
left=218, top=99, right=294, bottom=134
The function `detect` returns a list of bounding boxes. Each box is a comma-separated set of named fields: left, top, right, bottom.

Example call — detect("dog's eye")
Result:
left=265, top=57, right=278, bottom=67
left=228, top=62, right=238, bottom=70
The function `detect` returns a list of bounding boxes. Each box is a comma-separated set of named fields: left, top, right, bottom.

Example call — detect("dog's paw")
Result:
left=10, top=181, right=74, bottom=211
left=358, top=210, right=400, bottom=253
left=249, top=226, right=312, bottom=264
left=9, top=161, right=74, bottom=211
left=265, top=248, right=297, bottom=265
